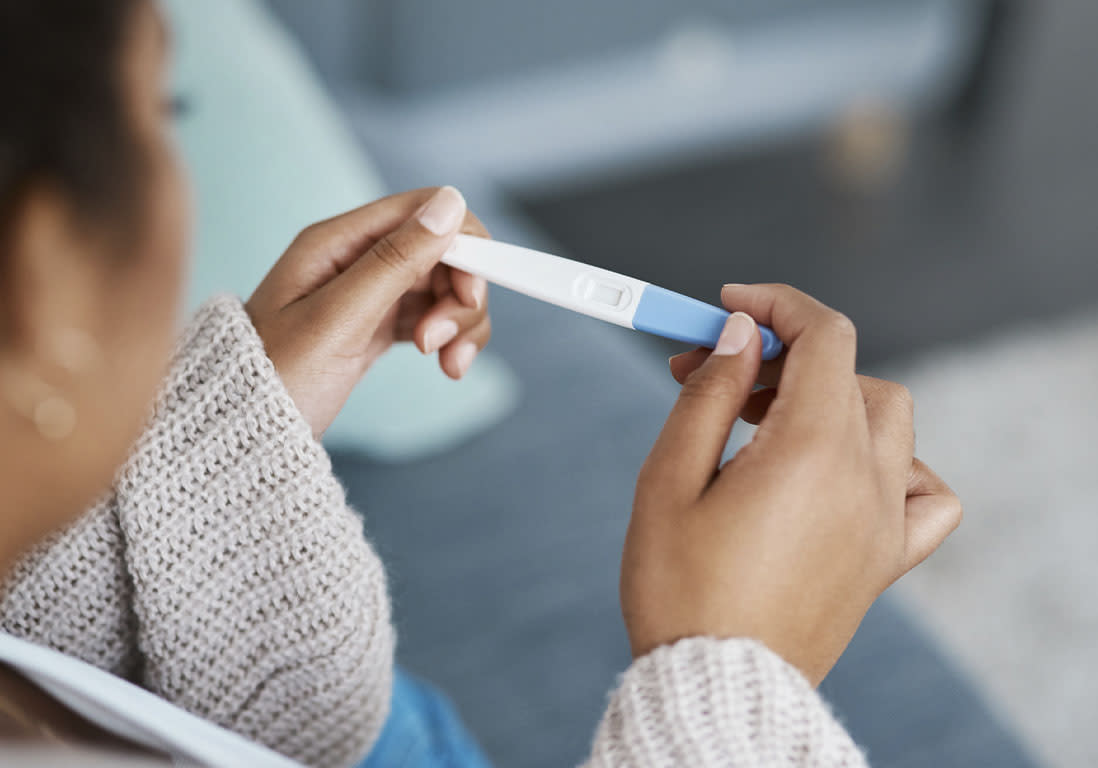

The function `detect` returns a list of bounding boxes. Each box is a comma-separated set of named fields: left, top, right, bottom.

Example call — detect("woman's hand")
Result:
left=622, top=284, right=961, bottom=685
left=246, top=187, right=491, bottom=437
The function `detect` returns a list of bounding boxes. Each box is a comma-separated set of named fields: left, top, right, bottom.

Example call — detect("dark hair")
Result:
left=0, top=0, right=140, bottom=225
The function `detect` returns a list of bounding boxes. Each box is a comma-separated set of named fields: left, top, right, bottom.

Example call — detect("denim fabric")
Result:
left=336, top=288, right=1040, bottom=768
left=361, top=668, right=493, bottom=768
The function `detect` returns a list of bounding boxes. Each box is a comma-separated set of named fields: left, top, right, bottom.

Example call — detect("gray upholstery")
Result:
left=332, top=287, right=1040, bottom=768
left=261, top=3, right=1039, bottom=764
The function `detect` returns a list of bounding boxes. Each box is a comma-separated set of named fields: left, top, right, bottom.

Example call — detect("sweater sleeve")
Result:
left=1, top=296, right=394, bottom=767
left=107, top=295, right=394, bottom=768
left=0, top=498, right=141, bottom=681
left=584, top=637, right=868, bottom=768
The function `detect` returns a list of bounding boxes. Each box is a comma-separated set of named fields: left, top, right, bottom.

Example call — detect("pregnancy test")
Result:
left=443, top=235, right=783, bottom=360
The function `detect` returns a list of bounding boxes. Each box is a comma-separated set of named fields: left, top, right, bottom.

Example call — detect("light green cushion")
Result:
left=163, top=0, right=519, bottom=460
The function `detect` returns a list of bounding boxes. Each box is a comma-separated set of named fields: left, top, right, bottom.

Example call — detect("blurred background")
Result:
left=175, top=1, right=1097, bottom=766
left=269, top=0, right=1098, bottom=363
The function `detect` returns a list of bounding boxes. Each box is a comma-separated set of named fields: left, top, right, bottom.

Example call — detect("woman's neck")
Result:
left=0, top=427, right=64, bottom=575
left=0, top=482, right=36, bottom=578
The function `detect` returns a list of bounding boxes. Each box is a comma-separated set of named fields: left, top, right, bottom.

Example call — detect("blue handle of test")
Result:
left=632, top=285, right=783, bottom=360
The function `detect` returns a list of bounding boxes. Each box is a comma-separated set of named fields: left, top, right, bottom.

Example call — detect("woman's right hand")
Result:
left=246, top=187, right=492, bottom=439
left=621, top=284, right=961, bottom=685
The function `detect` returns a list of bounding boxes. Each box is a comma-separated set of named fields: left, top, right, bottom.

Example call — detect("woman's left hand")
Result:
left=246, top=187, right=491, bottom=438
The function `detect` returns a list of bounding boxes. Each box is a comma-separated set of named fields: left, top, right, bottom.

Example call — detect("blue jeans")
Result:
left=337, top=290, right=1040, bottom=768
left=360, top=668, right=493, bottom=768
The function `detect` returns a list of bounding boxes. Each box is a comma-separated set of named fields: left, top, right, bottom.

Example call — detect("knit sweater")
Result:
left=0, top=296, right=867, bottom=768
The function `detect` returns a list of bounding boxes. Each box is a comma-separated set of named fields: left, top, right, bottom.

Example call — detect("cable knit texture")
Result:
left=1, top=295, right=867, bottom=768
left=1, top=296, right=393, bottom=768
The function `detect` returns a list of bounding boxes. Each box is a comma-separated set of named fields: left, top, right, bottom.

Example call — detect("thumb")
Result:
left=640, top=312, right=763, bottom=505
left=321, top=186, right=467, bottom=332
left=901, top=458, right=964, bottom=573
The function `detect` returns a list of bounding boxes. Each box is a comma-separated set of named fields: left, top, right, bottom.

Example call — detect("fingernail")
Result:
left=722, top=283, right=746, bottom=289
left=418, top=186, right=466, bottom=236
left=472, top=278, right=488, bottom=309
left=713, top=312, right=756, bottom=356
left=454, top=341, right=478, bottom=376
left=425, top=319, right=459, bottom=353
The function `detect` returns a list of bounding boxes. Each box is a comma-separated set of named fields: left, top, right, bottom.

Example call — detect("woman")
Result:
left=0, top=1, right=962, bottom=766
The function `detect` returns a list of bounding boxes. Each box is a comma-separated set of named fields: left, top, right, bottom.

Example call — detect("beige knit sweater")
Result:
left=0, top=296, right=868, bottom=768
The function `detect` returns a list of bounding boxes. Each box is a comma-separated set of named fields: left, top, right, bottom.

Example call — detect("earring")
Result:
left=33, top=394, right=78, bottom=442
left=0, top=327, right=99, bottom=442
left=0, top=366, right=76, bottom=441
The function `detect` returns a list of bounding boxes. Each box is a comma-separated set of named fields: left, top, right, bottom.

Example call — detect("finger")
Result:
left=720, top=284, right=859, bottom=432
left=757, top=354, right=787, bottom=388
left=672, top=349, right=779, bottom=425
left=669, top=348, right=710, bottom=385
left=739, top=375, right=916, bottom=467
left=254, top=191, right=491, bottom=312
left=439, top=317, right=492, bottom=380
left=667, top=353, right=781, bottom=426
left=450, top=268, right=489, bottom=310
left=861, top=377, right=915, bottom=480
left=670, top=351, right=776, bottom=425
left=673, top=347, right=787, bottom=391
left=273, top=188, right=442, bottom=290
left=441, top=213, right=491, bottom=305
left=901, top=458, right=963, bottom=572
left=440, top=216, right=491, bottom=306
left=441, top=217, right=491, bottom=309
left=391, top=293, right=437, bottom=341
left=460, top=211, right=492, bottom=241
left=430, top=258, right=486, bottom=309
left=317, top=186, right=468, bottom=336
left=740, top=388, right=777, bottom=425
left=409, top=268, right=435, bottom=295
left=294, top=188, right=489, bottom=272
left=413, top=294, right=489, bottom=354
left=430, top=262, right=453, bottom=300
left=640, top=313, right=762, bottom=506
